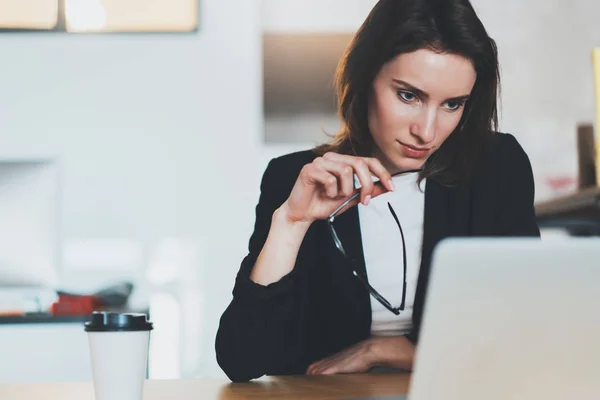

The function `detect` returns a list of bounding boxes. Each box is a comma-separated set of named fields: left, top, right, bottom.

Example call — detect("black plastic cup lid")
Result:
left=84, top=311, right=153, bottom=332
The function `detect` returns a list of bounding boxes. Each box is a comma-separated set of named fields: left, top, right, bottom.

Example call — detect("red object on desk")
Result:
left=50, top=293, right=99, bottom=316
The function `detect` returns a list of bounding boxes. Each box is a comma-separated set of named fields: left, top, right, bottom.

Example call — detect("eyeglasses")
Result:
left=327, top=169, right=422, bottom=316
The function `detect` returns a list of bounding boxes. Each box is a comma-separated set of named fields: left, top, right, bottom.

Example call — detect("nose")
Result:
left=409, top=107, right=437, bottom=144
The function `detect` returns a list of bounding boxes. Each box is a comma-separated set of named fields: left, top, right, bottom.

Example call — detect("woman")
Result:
left=216, top=0, right=540, bottom=382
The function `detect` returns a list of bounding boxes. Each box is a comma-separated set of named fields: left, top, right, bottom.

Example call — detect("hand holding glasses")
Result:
left=278, top=152, right=422, bottom=315
left=280, top=152, right=397, bottom=226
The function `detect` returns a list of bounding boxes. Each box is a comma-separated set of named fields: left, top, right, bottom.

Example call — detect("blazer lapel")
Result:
left=332, top=206, right=367, bottom=276
left=410, top=178, right=471, bottom=340
left=326, top=205, right=372, bottom=336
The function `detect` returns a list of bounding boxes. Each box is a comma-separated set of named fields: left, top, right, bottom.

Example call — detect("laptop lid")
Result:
left=408, top=238, right=600, bottom=400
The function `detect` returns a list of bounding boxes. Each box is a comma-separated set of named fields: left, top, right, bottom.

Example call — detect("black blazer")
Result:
left=215, top=132, right=540, bottom=382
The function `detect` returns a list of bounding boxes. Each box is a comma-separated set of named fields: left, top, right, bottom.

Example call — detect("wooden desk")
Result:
left=0, top=373, right=410, bottom=400
left=535, top=187, right=600, bottom=220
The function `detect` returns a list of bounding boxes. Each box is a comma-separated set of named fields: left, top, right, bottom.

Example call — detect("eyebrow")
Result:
left=392, top=79, right=471, bottom=102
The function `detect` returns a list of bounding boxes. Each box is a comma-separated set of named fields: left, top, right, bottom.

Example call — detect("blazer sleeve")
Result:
left=496, top=134, right=541, bottom=237
left=215, top=157, right=314, bottom=382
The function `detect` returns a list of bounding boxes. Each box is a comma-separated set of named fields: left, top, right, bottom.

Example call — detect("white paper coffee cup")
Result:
left=85, top=312, right=153, bottom=400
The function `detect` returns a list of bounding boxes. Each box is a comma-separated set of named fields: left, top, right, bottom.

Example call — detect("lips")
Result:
left=397, top=141, right=431, bottom=158
left=401, top=143, right=430, bottom=152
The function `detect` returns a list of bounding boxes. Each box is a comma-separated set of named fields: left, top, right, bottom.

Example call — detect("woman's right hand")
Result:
left=279, top=152, right=396, bottom=225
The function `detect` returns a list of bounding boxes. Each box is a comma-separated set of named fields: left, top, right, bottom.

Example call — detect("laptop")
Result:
left=346, top=237, right=600, bottom=400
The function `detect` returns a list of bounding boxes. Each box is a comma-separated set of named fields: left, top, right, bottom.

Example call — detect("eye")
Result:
left=444, top=99, right=466, bottom=112
left=397, top=90, right=417, bottom=103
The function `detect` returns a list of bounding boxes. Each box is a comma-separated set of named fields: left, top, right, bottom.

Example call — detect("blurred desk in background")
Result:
left=535, top=187, right=600, bottom=236
left=0, top=373, right=411, bottom=400
left=0, top=313, right=94, bottom=384
left=0, top=307, right=149, bottom=384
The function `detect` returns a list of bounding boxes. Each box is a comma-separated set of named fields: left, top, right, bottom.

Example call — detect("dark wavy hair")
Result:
left=314, top=0, right=500, bottom=186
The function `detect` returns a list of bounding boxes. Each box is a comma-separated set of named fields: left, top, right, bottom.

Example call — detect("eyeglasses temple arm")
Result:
left=353, top=271, right=401, bottom=315
left=328, top=192, right=360, bottom=222
left=328, top=168, right=423, bottom=222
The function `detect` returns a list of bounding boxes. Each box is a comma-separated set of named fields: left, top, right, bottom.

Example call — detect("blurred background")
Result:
left=0, top=0, right=598, bottom=384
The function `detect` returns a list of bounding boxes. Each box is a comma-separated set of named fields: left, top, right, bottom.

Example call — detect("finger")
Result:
left=350, top=158, right=375, bottom=205
left=311, top=354, right=339, bottom=375
left=323, top=153, right=375, bottom=204
left=323, top=153, right=395, bottom=194
left=321, top=366, right=339, bottom=375
left=364, top=157, right=395, bottom=192
left=307, top=360, right=325, bottom=375
left=317, top=358, right=341, bottom=375
left=301, top=163, right=339, bottom=199
left=310, top=364, right=326, bottom=375
left=307, top=361, right=319, bottom=375
left=318, top=172, right=339, bottom=199
left=314, top=157, right=355, bottom=198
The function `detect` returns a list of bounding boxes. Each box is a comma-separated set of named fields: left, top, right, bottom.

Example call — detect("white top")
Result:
left=357, top=173, right=426, bottom=336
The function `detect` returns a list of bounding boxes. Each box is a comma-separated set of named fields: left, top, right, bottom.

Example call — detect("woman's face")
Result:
left=368, top=48, right=477, bottom=173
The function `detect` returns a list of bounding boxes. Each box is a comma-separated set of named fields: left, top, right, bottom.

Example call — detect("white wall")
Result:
left=262, top=0, right=378, bottom=33
left=475, top=0, right=600, bottom=200
left=0, top=0, right=299, bottom=380
left=0, top=0, right=598, bottom=382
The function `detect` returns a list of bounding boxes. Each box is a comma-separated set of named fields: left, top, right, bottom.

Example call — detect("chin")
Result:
left=388, top=154, right=427, bottom=173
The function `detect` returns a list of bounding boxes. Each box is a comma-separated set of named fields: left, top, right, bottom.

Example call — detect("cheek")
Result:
left=370, top=98, right=413, bottom=139
left=437, top=110, right=465, bottom=142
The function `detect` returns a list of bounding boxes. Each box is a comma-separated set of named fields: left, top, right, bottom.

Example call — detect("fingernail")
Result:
left=388, top=180, right=395, bottom=191
left=364, top=195, right=371, bottom=205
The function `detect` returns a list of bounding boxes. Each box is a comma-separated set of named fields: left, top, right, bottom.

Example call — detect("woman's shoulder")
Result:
left=480, top=132, right=533, bottom=172
left=472, top=131, right=535, bottom=187
left=268, top=149, right=319, bottom=171
left=260, top=149, right=318, bottom=190
left=487, top=132, right=528, bottom=155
